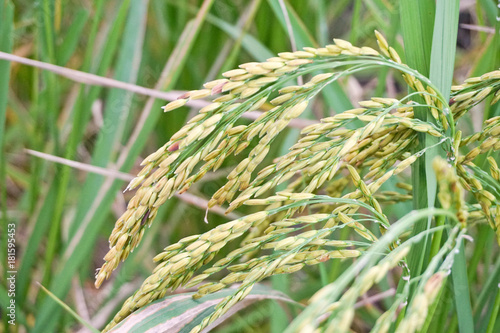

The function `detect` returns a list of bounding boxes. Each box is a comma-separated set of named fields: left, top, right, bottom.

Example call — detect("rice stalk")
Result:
left=94, top=32, right=500, bottom=332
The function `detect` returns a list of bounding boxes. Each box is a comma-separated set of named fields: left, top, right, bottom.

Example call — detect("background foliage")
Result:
left=1, top=0, right=499, bottom=332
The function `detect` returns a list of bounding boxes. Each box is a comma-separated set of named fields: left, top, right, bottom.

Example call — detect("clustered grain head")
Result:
left=96, top=31, right=500, bottom=333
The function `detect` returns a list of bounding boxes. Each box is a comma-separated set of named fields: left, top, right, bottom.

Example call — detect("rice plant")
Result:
left=3, top=1, right=500, bottom=333
left=94, top=31, right=500, bottom=332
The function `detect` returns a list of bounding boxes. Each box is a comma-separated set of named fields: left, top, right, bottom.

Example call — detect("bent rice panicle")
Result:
left=94, top=31, right=500, bottom=332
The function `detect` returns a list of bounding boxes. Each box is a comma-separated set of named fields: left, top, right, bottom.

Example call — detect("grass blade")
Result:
left=399, top=0, right=435, bottom=78
left=37, top=283, right=100, bottom=333
left=486, top=288, right=500, bottom=333
left=429, top=0, right=459, bottom=101
left=0, top=1, right=13, bottom=327
left=452, top=242, right=474, bottom=333
left=399, top=0, right=436, bottom=292
left=56, top=8, right=89, bottom=66
left=427, top=2, right=473, bottom=331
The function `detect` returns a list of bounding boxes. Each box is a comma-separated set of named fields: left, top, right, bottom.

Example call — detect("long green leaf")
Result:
left=452, top=242, right=474, bottom=333
left=399, top=0, right=436, bottom=296
left=109, top=284, right=296, bottom=333
left=399, top=0, right=435, bottom=78
left=56, top=9, right=90, bottom=66
left=427, top=2, right=473, bottom=331
left=0, top=1, right=13, bottom=328
left=17, top=183, right=57, bottom=304
left=485, top=280, right=500, bottom=333
left=426, top=0, right=460, bottom=257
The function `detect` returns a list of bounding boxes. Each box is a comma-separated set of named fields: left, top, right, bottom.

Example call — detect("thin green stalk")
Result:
left=39, top=0, right=60, bottom=150
left=486, top=288, right=500, bottom=333
left=28, top=52, right=41, bottom=215
left=36, top=0, right=62, bottom=293
left=319, top=263, right=328, bottom=286
left=37, top=283, right=99, bottom=333
left=349, top=0, right=362, bottom=44
left=429, top=215, right=445, bottom=260
left=446, top=316, right=459, bottom=333
left=314, top=0, right=328, bottom=46
left=482, top=0, right=500, bottom=120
